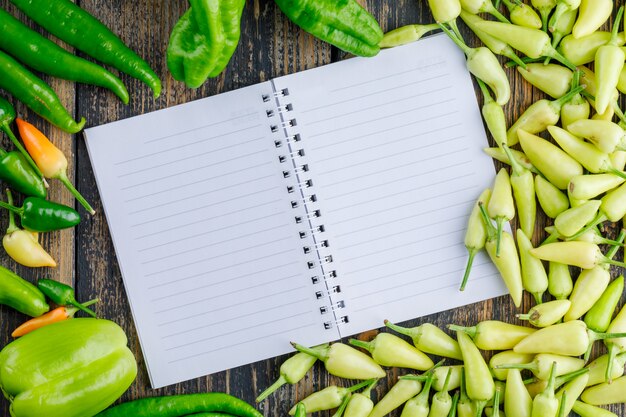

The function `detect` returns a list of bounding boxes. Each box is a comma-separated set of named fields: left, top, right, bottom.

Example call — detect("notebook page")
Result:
left=272, top=34, right=507, bottom=337
left=84, top=82, right=338, bottom=388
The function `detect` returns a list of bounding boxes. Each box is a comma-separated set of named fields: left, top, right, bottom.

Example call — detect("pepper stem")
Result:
left=0, top=124, right=47, bottom=187
left=478, top=203, right=497, bottom=240
left=489, top=6, right=511, bottom=24
left=476, top=78, right=495, bottom=106
left=533, top=292, right=543, bottom=305
left=606, top=230, right=626, bottom=259
left=503, top=50, right=528, bottom=69
left=501, top=143, right=525, bottom=178
left=69, top=299, right=97, bottom=318
left=0, top=199, right=22, bottom=216
left=610, top=7, right=625, bottom=46
left=348, top=338, right=373, bottom=353
left=447, top=324, right=477, bottom=340
left=331, top=394, right=350, bottom=417
left=361, top=378, right=378, bottom=397
left=566, top=213, right=608, bottom=241
left=493, top=362, right=535, bottom=371
left=347, top=379, right=377, bottom=393
left=553, top=85, right=586, bottom=108
left=438, top=23, right=472, bottom=56
left=447, top=19, right=464, bottom=43
left=606, top=343, right=619, bottom=383
left=66, top=298, right=99, bottom=318
left=608, top=168, right=626, bottom=181
left=58, top=171, right=95, bottom=215
left=441, top=368, right=453, bottom=393
left=291, top=342, right=329, bottom=361
left=474, top=400, right=487, bottom=417
left=256, top=375, right=287, bottom=402
left=495, top=217, right=505, bottom=257
left=545, top=46, right=578, bottom=72
left=541, top=231, right=561, bottom=246
left=460, top=249, right=477, bottom=291
left=384, top=320, right=417, bottom=338
left=4, top=189, right=18, bottom=234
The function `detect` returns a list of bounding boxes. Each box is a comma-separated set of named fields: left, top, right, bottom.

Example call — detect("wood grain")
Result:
left=0, top=0, right=624, bottom=415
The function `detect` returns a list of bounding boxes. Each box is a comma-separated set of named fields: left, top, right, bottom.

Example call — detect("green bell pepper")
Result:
left=0, top=318, right=137, bottom=417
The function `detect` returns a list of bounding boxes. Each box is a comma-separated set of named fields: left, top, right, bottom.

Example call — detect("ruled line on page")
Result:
left=115, top=125, right=262, bottom=166
left=300, top=72, right=450, bottom=114
left=329, top=60, right=445, bottom=93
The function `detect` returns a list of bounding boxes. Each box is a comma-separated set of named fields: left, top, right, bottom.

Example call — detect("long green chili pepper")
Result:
left=585, top=351, right=626, bottom=386
left=487, top=168, right=515, bottom=257
left=504, top=369, right=532, bottom=417
left=0, top=146, right=46, bottom=199
left=369, top=374, right=428, bottom=417
left=543, top=199, right=602, bottom=243
left=10, top=0, right=161, bottom=98
left=274, top=0, right=383, bottom=58
left=380, top=24, right=440, bottom=48
left=594, top=6, right=625, bottom=115
left=95, top=394, right=262, bottom=417
left=517, top=63, right=572, bottom=98
left=484, top=147, right=538, bottom=174
left=517, top=229, right=548, bottom=304
left=0, top=7, right=128, bottom=103
left=0, top=264, right=48, bottom=317
left=385, top=320, right=463, bottom=360
left=456, top=330, right=494, bottom=417
left=449, top=321, right=535, bottom=351
left=256, top=347, right=323, bottom=401
left=349, top=333, right=434, bottom=371
left=0, top=196, right=80, bottom=232
left=568, top=173, right=626, bottom=200
left=478, top=203, right=523, bottom=307
left=291, top=342, right=385, bottom=379
left=567, top=119, right=626, bottom=153
left=37, top=279, right=97, bottom=318
left=585, top=275, right=625, bottom=333
left=573, top=0, right=613, bottom=38
left=288, top=379, right=374, bottom=415
left=572, top=400, right=618, bottom=417
left=461, top=188, right=491, bottom=291
left=581, top=375, right=626, bottom=405
left=490, top=351, right=534, bottom=380
left=548, top=262, right=573, bottom=300
left=0, top=50, right=85, bottom=133
left=460, top=12, right=526, bottom=68
left=439, top=24, right=510, bottom=106
left=535, top=176, right=570, bottom=219
left=517, top=300, right=571, bottom=327
left=559, top=31, right=625, bottom=66
left=495, top=354, right=584, bottom=380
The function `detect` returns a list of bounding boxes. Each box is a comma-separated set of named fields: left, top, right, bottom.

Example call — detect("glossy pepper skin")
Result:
left=0, top=150, right=46, bottom=199
left=0, top=7, right=128, bottom=103
left=0, top=265, right=48, bottom=317
left=168, top=0, right=246, bottom=88
left=10, top=0, right=161, bottom=97
left=0, top=318, right=137, bottom=417
left=0, top=197, right=80, bottom=232
left=256, top=348, right=321, bottom=402
left=0, top=50, right=85, bottom=133
left=97, top=393, right=262, bottom=417
left=37, top=279, right=97, bottom=318
left=274, top=0, right=383, bottom=58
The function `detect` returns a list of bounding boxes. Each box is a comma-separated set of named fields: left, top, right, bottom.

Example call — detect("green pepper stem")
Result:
left=66, top=298, right=99, bottom=318
left=478, top=203, right=497, bottom=240
left=566, top=213, right=608, bottom=241
left=256, top=375, right=287, bottom=402
left=331, top=394, right=350, bottom=417
left=553, top=85, right=586, bottom=108
left=474, top=400, right=487, bottom=417
left=605, top=229, right=626, bottom=260
left=601, top=258, right=626, bottom=269
left=610, top=7, right=625, bottom=46
left=541, top=231, right=561, bottom=246
left=4, top=189, right=18, bottom=234
left=495, top=217, right=504, bottom=257
left=476, top=78, right=495, bottom=106
left=348, top=338, right=373, bottom=353
left=399, top=374, right=429, bottom=381
left=0, top=124, right=46, bottom=186
left=532, top=292, right=543, bottom=305
left=0, top=200, right=22, bottom=216
left=489, top=6, right=511, bottom=24
left=447, top=19, right=464, bottom=43
left=441, top=368, right=453, bottom=393
left=589, top=330, right=626, bottom=341
left=447, top=324, right=477, bottom=340
left=557, top=392, right=567, bottom=417
left=438, top=23, right=472, bottom=56
left=611, top=101, right=626, bottom=125
left=501, top=143, right=525, bottom=178
left=608, top=168, right=626, bottom=181
left=545, top=46, right=578, bottom=71
left=347, top=379, right=377, bottom=393
left=58, top=171, right=95, bottom=215
left=493, top=362, right=535, bottom=371
left=70, top=299, right=97, bottom=318
left=361, top=378, right=378, bottom=397
left=606, top=343, right=620, bottom=383
left=516, top=313, right=531, bottom=321
left=291, top=342, right=328, bottom=361
left=460, top=249, right=478, bottom=291
left=503, top=50, right=528, bottom=69
left=384, top=320, right=415, bottom=338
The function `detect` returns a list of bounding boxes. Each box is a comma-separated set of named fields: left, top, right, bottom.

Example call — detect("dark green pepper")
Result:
left=273, top=0, right=384, bottom=57
left=0, top=264, right=48, bottom=317
left=0, top=150, right=46, bottom=199
left=0, top=51, right=85, bottom=133
left=0, top=196, right=80, bottom=232
left=168, top=0, right=246, bottom=88
left=37, top=279, right=96, bottom=318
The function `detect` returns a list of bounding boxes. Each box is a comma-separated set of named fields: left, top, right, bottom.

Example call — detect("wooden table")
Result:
left=0, top=1, right=623, bottom=415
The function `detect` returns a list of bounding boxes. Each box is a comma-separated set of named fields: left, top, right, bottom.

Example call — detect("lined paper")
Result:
left=85, top=82, right=337, bottom=388
left=273, top=34, right=507, bottom=337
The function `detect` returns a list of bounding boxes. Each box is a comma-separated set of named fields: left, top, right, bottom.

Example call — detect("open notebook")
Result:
left=84, top=33, right=507, bottom=389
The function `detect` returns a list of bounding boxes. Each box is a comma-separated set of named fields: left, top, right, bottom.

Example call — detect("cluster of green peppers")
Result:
left=0, top=0, right=160, bottom=131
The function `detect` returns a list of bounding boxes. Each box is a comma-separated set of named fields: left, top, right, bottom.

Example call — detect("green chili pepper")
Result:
left=585, top=275, right=625, bottom=333
left=3, top=318, right=136, bottom=417
left=517, top=64, right=572, bottom=98
left=518, top=130, right=583, bottom=189
left=579, top=65, right=626, bottom=122
left=477, top=79, right=508, bottom=147
left=350, top=333, right=434, bottom=371
left=581, top=375, right=626, bottom=405
left=291, top=342, right=385, bottom=380
left=479, top=203, right=523, bottom=307
left=0, top=148, right=46, bottom=199
left=531, top=241, right=626, bottom=270
left=0, top=7, right=128, bottom=103
left=342, top=379, right=377, bottom=417
left=369, top=375, right=427, bottom=417
left=585, top=351, right=626, bottom=386
left=429, top=369, right=454, bottom=417
left=548, top=262, right=573, bottom=300
left=504, top=369, right=532, bottom=417
left=380, top=24, right=440, bottom=48
left=37, top=279, right=96, bottom=318
left=572, top=0, right=613, bottom=38
left=288, top=379, right=374, bottom=415
left=0, top=50, right=84, bottom=133
left=168, top=0, right=246, bottom=88
left=440, top=25, right=510, bottom=106
left=97, top=393, right=261, bottom=417
left=10, top=0, right=161, bottom=97
left=460, top=12, right=526, bottom=68
left=401, top=374, right=434, bottom=417
left=506, top=86, right=584, bottom=146
left=567, top=181, right=626, bottom=240
left=457, top=372, right=475, bottom=417
left=502, top=0, right=542, bottom=29
left=535, top=176, right=569, bottom=219
left=560, top=31, right=625, bottom=66
left=572, top=400, right=618, bottom=417
left=603, top=301, right=626, bottom=382
left=0, top=196, right=80, bottom=232
left=490, top=351, right=535, bottom=381
left=487, top=168, right=515, bottom=257
left=475, top=20, right=577, bottom=70
left=461, top=188, right=491, bottom=291
left=385, top=320, right=463, bottom=360
left=514, top=320, right=626, bottom=358
left=517, top=300, right=571, bottom=328
left=496, top=354, right=585, bottom=380
left=274, top=0, right=383, bottom=58
left=294, top=403, right=306, bottom=417
left=433, top=365, right=463, bottom=392
left=544, top=200, right=602, bottom=244
left=460, top=0, right=510, bottom=22
left=456, top=330, right=494, bottom=417
left=517, top=229, right=548, bottom=304
left=0, top=96, right=46, bottom=183
left=532, top=0, right=557, bottom=31
left=450, top=321, right=535, bottom=351
left=484, top=148, right=538, bottom=174
left=255, top=346, right=323, bottom=402
left=594, top=6, right=625, bottom=115
left=0, top=264, right=48, bottom=317
left=567, top=119, right=626, bottom=153
left=530, top=361, right=558, bottom=417
left=568, top=173, right=625, bottom=200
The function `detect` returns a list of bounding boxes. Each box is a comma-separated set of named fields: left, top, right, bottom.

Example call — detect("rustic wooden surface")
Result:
left=0, top=0, right=624, bottom=416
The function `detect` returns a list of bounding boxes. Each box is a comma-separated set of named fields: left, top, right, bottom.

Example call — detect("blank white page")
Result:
left=272, top=34, right=507, bottom=337
left=84, top=82, right=338, bottom=388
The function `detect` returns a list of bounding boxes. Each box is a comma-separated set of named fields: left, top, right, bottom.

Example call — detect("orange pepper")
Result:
left=11, top=298, right=98, bottom=337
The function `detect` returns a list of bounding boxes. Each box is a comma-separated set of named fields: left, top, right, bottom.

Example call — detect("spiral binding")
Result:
left=264, top=87, right=348, bottom=331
